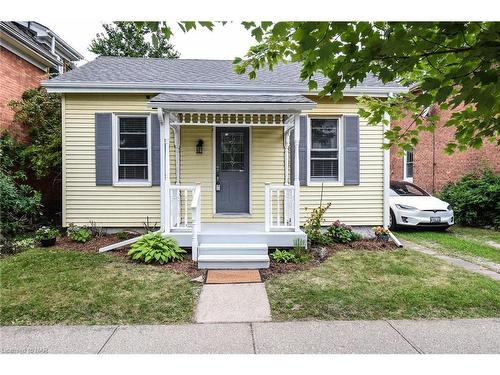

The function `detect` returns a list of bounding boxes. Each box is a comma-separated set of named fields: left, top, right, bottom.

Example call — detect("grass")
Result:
left=396, top=226, right=500, bottom=263
left=265, top=249, right=500, bottom=321
left=0, top=249, right=200, bottom=325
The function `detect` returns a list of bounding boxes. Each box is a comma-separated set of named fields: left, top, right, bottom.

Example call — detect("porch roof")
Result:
left=147, top=92, right=316, bottom=112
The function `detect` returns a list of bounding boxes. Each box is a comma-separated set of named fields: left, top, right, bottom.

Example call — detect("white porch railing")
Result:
left=168, top=183, right=202, bottom=260
left=264, top=183, right=296, bottom=232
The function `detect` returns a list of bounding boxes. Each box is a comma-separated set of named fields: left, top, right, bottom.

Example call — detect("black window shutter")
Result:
left=151, top=114, right=161, bottom=186
left=344, top=115, right=360, bottom=185
left=290, top=115, right=308, bottom=186
left=95, top=113, right=113, bottom=186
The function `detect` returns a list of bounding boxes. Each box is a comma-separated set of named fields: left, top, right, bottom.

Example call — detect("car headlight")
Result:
left=395, top=204, right=417, bottom=210
left=447, top=205, right=452, bottom=211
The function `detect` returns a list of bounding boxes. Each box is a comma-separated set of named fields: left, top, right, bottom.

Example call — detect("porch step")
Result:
left=197, top=254, right=270, bottom=269
left=198, top=243, right=268, bottom=256
left=197, top=243, right=270, bottom=269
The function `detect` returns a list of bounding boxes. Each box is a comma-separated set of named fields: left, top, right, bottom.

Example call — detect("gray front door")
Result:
left=216, top=127, right=250, bottom=213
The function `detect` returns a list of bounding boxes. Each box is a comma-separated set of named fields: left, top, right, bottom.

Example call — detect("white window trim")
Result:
left=403, top=149, right=414, bottom=183
left=307, top=115, right=344, bottom=186
left=112, top=113, right=152, bottom=187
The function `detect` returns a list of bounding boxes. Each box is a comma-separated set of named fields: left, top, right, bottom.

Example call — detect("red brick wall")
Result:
left=391, top=105, right=500, bottom=193
left=0, top=47, right=47, bottom=139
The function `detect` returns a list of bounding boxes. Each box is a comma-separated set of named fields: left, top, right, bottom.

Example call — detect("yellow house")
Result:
left=43, top=57, right=406, bottom=269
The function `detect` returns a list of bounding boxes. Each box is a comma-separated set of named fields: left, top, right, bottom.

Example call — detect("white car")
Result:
left=389, top=180, right=454, bottom=230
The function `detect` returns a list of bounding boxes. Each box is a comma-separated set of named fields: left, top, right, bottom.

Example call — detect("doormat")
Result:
left=205, top=270, right=262, bottom=284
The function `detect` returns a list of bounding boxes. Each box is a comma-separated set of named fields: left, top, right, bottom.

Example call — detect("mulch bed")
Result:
left=260, top=239, right=398, bottom=280
left=51, top=233, right=205, bottom=279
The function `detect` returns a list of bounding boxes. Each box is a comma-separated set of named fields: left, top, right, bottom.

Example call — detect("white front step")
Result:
left=197, top=243, right=270, bottom=269
left=197, top=254, right=270, bottom=269
left=198, top=243, right=268, bottom=256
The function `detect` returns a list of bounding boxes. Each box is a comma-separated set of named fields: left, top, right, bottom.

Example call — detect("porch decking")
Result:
left=171, top=223, right=307, bottom=269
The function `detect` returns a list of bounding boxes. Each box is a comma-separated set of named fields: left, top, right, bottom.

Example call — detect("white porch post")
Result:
left=173, top=125, right=180, bottom=185
left=284, top=128, right=291, bottom=185
left=293, top=113, right=301, bottom=231
left=162, top=111, right=171, bottom=233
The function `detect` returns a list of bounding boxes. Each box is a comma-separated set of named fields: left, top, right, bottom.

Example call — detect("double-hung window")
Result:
left=310, top=118, right=340, bottom=181
left=403, top=148, right=414, bottom=182
left=115, top=115, right=150, bottom=184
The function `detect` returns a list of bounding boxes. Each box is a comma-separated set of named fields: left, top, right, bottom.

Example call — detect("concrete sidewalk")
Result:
left=1, top=318, right=499, bottom=354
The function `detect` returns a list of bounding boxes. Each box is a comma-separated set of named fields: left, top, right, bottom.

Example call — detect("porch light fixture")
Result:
left=196, top=139, right=204, bottom=154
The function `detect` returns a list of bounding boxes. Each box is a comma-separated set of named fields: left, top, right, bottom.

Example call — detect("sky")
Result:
left=44, top=21, right=257, bottom=65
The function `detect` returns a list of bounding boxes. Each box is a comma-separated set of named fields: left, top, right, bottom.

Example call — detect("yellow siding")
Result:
left=300, top=96, right=384, bottom=226
left=63, top=94, right=383, bottom=228
left=63, top=94, right=174, bottom=227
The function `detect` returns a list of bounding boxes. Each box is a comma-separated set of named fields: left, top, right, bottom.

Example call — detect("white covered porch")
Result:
left=103, top=93, right=315, bottom=269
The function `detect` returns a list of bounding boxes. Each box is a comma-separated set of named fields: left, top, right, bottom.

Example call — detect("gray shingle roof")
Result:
left=45, top=56, right=403, bottom=91
left=149, top=93, right=314, bottom=103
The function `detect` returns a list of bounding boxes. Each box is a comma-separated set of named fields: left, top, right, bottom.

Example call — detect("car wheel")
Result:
left=389, top=209, right=397, bottom=230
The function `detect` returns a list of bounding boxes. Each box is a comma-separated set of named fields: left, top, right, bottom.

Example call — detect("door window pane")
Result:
left=221, top=132, right=245, bottom=171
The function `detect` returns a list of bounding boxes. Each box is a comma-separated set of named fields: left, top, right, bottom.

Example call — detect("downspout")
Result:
left=382, top=93, right=392, bottom=229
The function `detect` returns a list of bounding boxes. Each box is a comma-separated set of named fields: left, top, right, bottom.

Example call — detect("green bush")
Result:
left=303, top=203, right=331, bottom=246
left=326, top=220, right=362, bottom=243
left=128, top=233, right=185, bottom=264
left=0, top=170, right=42, bottom=238
left=439, top=169, right=500, bottom=227
left=271, top=249, right=297, bottom=263
left=67, top=224, right=92, bottom=243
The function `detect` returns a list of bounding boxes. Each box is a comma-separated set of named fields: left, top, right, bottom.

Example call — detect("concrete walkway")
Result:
left=1, top=318, right=499, bottom=354
left=195, top=283, right=272, bottom=323
left=402, top=240, right=500, bottom=281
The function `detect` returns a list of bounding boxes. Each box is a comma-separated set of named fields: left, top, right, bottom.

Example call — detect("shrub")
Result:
left=116, top=231, right=130, bottom=240
left=271, top=249, right=297, bottom=263
left=291, top=238, right=312, bottom=263
left=67, top=224, right=92, bottom=243
left=35, top=226, right=59, bottom=241
left=0, top=170, right=42, bottom=238
left=0, top=236, right=19, bottom=255
left=326, top=220, right=362, bottom=243
left=13, top=237, right=36, bottom=251
left=303, top=203, right=331, bottom=246
left=439, top=169, right=500, bottom=227
left=128, top=233, right=185, bottom=264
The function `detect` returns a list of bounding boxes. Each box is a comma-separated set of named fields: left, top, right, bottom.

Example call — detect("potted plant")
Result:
left=373, top=226, right=390, bottom=241
left=35, top=226, right=59, bottom=247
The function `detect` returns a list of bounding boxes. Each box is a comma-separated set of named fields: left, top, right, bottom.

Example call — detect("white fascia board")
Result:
left=147, top=101, right=316, bottom=112
left=42, top=81, right=408, bottom=96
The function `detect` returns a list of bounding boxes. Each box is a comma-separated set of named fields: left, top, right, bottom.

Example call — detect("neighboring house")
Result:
left=43, top=57, right=405, bottom=268
left=0, top=21, right=83, bottom=137
left=390, top=103, right=500, bottom=193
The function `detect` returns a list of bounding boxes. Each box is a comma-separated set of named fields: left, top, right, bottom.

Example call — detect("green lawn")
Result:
left=396, top=226, right=500, bottom=263
left=0, top=249, right=200, bottom=325
left=266, top=249, right=500, bottom=321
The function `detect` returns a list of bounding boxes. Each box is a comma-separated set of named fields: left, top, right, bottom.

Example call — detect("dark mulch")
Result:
left=49, top=233, right=204, bottom=279
left=261, top=239, right=398, bottom=280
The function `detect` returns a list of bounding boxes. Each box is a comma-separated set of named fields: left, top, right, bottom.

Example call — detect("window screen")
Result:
left=310, top=119, right=339, bottom=179
left=118, top=117, right=148, bottom=181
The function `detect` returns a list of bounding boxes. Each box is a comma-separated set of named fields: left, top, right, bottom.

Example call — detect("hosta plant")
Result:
left=128, top=233, right=186, bottom=264
left=271, top=249, right=297, bottom=263
left=67, top=224, right=92, bottom=243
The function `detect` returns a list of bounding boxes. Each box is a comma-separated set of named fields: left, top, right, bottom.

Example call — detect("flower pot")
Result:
left=377, top=234, right=390, bottom=242
left=40, top=238, right=56, bottom=247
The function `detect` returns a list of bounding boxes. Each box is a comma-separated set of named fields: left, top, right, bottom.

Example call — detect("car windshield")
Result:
left=390, top=181, right=429, bottom=197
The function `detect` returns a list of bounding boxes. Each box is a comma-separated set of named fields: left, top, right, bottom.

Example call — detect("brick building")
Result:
left=1, top=21, right=82, bottom=137
left=391, top=103, right=500, bottom=194
left=1, top=21, right=82, bottom=218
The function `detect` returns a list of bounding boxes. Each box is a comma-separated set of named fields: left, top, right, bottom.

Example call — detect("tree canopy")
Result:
left=147, top=21, right=499, bottom=153
left=89, top=22, right=179, bottom=58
